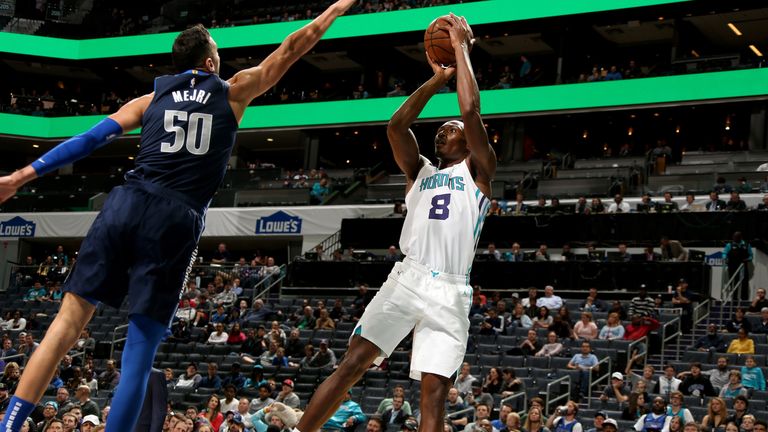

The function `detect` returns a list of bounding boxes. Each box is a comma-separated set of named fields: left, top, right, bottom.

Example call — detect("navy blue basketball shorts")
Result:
left=64, top=184, right=204, bottom=327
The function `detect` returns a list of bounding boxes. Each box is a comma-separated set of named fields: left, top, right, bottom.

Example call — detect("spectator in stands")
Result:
left=624, top=314, right=660, bottom=372
left=272, top=347, right=289, bottom=367
left=600, top=372, right=630, bottom=403
left=523, top=406, right=548, bottom=432
left=693, top=324, right=727, bottom=352
left=629, top=365, right=657, bottom=393
left=510, top=329, right=541, bottom=357
left=588, top=198, right=605, bottom=214
left=585, top=411, right=604, bottom=432
left=175, top=299, right=196, bottom=322
left=740, top=355, right=765, bottom=391
left=724, top=231, right=753, bottom=301
left=568, top=340, right=599, bottom=397
left=622, top=392, right=648, bottom=421
left=758, top=195, right=768, bottom=210
left=383, top=246, right=402, bottom=263
left=322, top=389, right=366, bottom=431
left=748, top=289, right=768, bottom=313
left=666, top=391, right=694, bottom=424
left=616, top=243, right=632, bottom=262
left=720, top=370, right=748, bottom=399
left=535, top=332, right=563, bottom=357
left=225, top=323, right=246, bottom=345
left=743, top=416, right=757, bottom=432
left=23, top=281, right=47, bottom=302
left=310, top=177, right=331, bottom=204
left=211, top=243, right=231, bottom=264
left=377, top=384, right=412, bottom=417
left=463, top=403, right=492, bottom=432
left=315, top=308, right=336, bottom=330
left=726, top=395, right=750, bottom=427
left=533, top=307, right=553, bottom=330
left=726, top=192, right=747, bottom=211
left=714, top=177, right=733, bottom=194
left=607, top=194, right=630, bottom=213
left=480, top=309, right=504, bottom=336
left=0, top=339, right=17, bottom=364
left=630, top=287, right=655, bottom=318
left=545, top=401, right=580, bottom=432
left=511, top=194, right=528, bottom=216
left=97, top=359, right=120, bottom=390
left=727, top=328, right=755, bottom=354
left=573, top=312, right=598, bottom=340
left=580, top=288, right=606, bottom=312
left=537, top=286, right=563, bottom=310
left=637, top=193, right=655, bottom=212
left=482, top=367, right=502, bottom=395
left=609, top=301, right=627, bottom=320
left=697, top=356, right=731, bottom=393
left=634, top=396, right=670, bottom=432
left=672, top=279, right=694, bottom=332
left=446, top=387, right=469, bottom=431
left=508, top=303, right=532, bottom=330
left=487, top=200, right=504, bottom=216
left=522, top=288, right=539, bottom=315
left=535, top=245, right=550, bottom=262
left=549, top=309, right=574, bottom=340
left=309, top=339, right=336, bottom=368
left=214, top=283, right=237, bottom=309
left=197, top=363, right=222, bottom=392
left=382, top=394, right=408, bottom=430
left=465, top=380, right=494, bottom=408
left=753, top=308, right=768, bottom=334
left=661, top=237, right=688, bottom=261
left=598, top=313, right=625, bottom=340
left=274, top=379, right=300, bottom=409
left=74, top=384, right=99, bottom=418
left=258, top=257, right=281, bottom=286
left=654, top=364, right=681, bottom=397
left=642, top=246, right=661, bottom=262
left=706, top=191, right=727, bottom=211
left=754, top=421, right=767, bottom=432
left=605, top=66, right=623, bottom=81
left=454, top=363, right=477, bottom=397
left=680, top=193, right=701, bottom=212
left=660, top=192, right=679, bottom=212
left=678, top=363, right=716, bottom=397
left=198, top=395, right=224, bottom=432
left=500, top=369, right=524, bottom=398
left=727, top=307, right=752, bottom=333
left=221, top=363, right=245, bottom=391
left=483, top=243, right=502, bottom=261
left=207, top=323, right=229, bottom=344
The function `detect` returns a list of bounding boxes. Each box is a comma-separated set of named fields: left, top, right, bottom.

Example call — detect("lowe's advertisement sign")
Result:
left=0, top=216, right=36, bottom=237
left=255, top=211, right=302, bottom=235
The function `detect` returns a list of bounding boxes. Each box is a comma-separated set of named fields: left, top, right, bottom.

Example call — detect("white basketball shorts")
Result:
left=352, top=257, right=472, bottom=380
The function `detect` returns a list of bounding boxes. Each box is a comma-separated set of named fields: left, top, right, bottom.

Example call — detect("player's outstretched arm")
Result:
left=227, top=0, right=357, bottom=117
left=0, top=94, right=152, bottom=205
left=448, top=14, right=496, bottom=185
left=387, top=57, right=454, bottom=183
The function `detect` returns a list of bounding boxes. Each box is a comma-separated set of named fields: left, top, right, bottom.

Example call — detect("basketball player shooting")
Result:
left=0, top=1, right=356, bottom=430
left=295, top=13, right=496, bottom=432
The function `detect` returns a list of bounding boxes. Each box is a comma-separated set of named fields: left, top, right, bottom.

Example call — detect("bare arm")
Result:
left=387, top=60, right=454, bottom=188
left=0, top=93, right=152, bottom=204
left=447, top=14, right=496, bottom=196
left=227, top=0, right=356, bottom=121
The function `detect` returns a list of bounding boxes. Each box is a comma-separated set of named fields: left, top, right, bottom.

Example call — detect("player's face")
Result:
left=434, top=121, right=467, bottom=163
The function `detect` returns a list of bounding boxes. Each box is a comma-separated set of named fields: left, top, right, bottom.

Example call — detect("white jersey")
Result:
left=399, top=156, right=490, bottom=275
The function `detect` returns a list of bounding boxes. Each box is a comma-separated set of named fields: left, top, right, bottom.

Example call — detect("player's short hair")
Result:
left=172, top=24, right=214, bottom=72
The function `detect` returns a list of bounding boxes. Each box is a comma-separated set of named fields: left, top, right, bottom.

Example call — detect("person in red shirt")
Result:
left=624, top=314, right=660, bottom=373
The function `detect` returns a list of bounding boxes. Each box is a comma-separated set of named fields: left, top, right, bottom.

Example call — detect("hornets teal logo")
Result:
left=418, top=173, right=465, bottom=192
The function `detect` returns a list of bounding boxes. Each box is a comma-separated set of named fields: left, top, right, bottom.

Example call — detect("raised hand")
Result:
left=426, top=51, right=455, bottom=81
left=334, top=0, right=358, bottom=14
left=445, top=13, right=474, bottom=51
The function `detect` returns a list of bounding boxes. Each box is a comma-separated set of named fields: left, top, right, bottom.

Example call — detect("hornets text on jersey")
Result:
left=126, top=70, right=238, bottom=211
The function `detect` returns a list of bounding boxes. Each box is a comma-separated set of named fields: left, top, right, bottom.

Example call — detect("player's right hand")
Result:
left=335, top=0, right=358, bottom=14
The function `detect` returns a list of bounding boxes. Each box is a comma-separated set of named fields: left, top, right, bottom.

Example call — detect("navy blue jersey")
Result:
left=126, top=70, right=238, bottom=211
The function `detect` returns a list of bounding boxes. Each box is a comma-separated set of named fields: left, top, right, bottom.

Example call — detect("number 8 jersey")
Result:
left=127, top=70, right=238, bottom=211
left=399, top=156, right=491, bottom=276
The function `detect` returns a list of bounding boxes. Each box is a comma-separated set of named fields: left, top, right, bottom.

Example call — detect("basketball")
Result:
left=424, top=16, right=455, bottom=66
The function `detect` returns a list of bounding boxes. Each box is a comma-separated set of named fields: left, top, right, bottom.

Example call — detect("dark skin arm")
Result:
left=446, top=13, right=496, bottom=197
left=387, top=60, right=454, bottom=193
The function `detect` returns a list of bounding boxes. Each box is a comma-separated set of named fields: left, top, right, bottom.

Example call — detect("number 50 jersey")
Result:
left=399, top=156, right=491, bottom=276
left=127, top=70, right=238, bottom=211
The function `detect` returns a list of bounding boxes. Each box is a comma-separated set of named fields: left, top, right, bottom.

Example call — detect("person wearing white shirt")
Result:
left=607, top=194, right=631, bottom=213
left=536, top=285, right=563, bottom=310
left=175, top=299, right=196, bottom=322
left=207, top=323, right=229, bottom=344
left=653, top=364, right=681, bottom=397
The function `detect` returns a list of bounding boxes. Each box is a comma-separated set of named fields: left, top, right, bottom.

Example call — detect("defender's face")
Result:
left=434, top=121, right=467, bottom=162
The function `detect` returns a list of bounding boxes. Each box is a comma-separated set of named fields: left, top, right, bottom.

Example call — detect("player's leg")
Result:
left=105, top=314, right=167, bottom=432
left=419, top=373, right=452, bottom=432
left=296, top=262, right=422, bottom=432
left=295, top=335, right=381, bottom=431
left=0, top=293, right=96, bottom=431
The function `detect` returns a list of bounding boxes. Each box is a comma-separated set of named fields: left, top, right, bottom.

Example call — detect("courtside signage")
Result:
left=255, top=211, right=302, bottom=235
left=0, top=216, right=36, bottom=237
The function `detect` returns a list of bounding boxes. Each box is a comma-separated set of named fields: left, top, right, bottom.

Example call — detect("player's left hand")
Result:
left=426, top=51, right=455, bottom=81
left=0, top=173, right=20, bottom=204
left=446, top=13, right=475, bottom=51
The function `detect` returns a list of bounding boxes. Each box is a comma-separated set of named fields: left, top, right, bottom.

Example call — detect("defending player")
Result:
left=0, top=1, right=356, bottom=430
left=295, top=14, right=495, bottom=432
